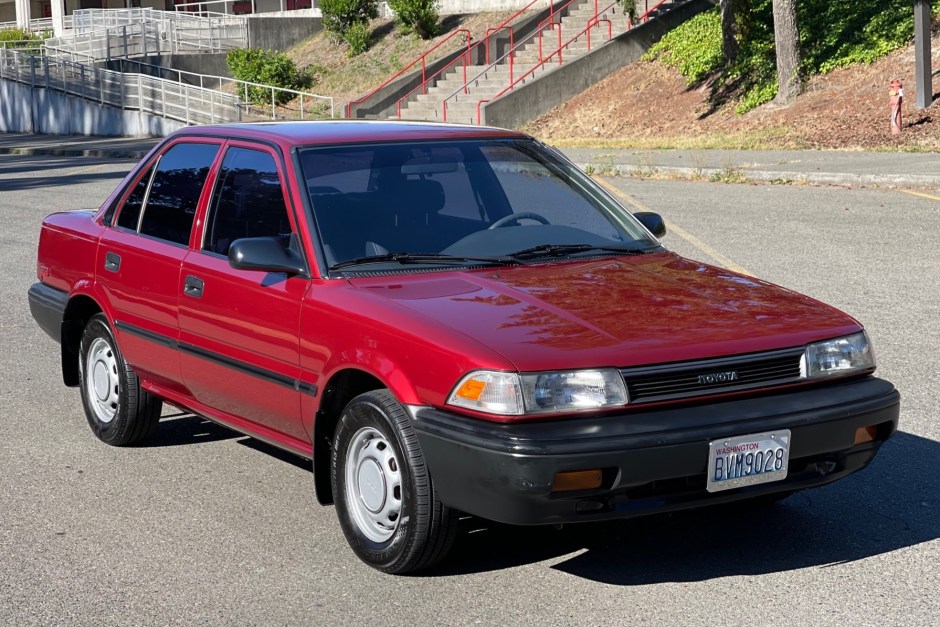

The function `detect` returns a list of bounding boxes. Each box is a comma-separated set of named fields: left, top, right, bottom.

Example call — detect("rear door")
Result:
left=178, top=142, right=310, bottom=448
left=97, top=139, right=222, bottom=393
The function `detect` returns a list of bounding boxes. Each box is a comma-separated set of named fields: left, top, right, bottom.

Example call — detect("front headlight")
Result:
left=802, top=332, right=875, bottom=379
left=448, top=369, right=627, bottom=416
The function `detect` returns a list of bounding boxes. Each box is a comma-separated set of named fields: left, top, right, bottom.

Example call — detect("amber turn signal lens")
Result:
left=455, top=379, right=486, bottom=401
left=552, top=469, right=603, bottom=492
left=854, top=425, right=879, bottom=445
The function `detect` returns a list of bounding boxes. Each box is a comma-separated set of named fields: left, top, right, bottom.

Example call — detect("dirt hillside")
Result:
left=524, top=30, right=940, bottom=151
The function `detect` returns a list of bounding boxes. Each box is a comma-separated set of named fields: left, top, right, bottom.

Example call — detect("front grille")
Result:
left=621, top=347, right=804, bottom=404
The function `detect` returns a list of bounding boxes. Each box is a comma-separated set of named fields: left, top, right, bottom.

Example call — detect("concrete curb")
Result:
left=571, top=163, right=940, bottom=188
left=0, top=146, right=151, bottom=159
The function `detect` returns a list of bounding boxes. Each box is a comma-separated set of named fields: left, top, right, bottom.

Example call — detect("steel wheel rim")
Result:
left=85, top=337, right=120, bottom=424
left=344, top=426, right=402, bottom=543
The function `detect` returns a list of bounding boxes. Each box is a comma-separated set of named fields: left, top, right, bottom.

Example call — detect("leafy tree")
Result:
left=719, top=0, right=738, bottom=62
left=771, top=0, right=801, bottom=105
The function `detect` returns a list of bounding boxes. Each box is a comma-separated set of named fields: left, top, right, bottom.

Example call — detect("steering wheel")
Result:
left=487, top=212, right=551, bottom=229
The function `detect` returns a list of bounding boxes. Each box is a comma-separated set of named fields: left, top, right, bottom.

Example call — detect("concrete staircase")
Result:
left=397, top=0, right=677, bottom=124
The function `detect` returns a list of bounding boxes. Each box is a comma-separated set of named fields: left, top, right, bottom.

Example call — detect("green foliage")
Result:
left=226, top=48, right=310, bottom=105
left=645, top=10, right=723, bottom=85
left=389, top=0, right=440, bottom=39
left=320, top=0, right=379, bottom=39
left=344, top=21, right=372, bottom=56
left=646, top=0, right=940, bottom=114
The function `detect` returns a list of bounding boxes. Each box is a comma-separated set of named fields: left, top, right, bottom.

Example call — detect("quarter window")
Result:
left=138, top=143, right=220, bottom=246
left=204, top=147, right=292, bottom=256
left=116, top=164, right=154, bottom=231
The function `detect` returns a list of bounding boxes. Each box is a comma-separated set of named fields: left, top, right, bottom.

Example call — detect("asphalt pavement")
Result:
left=3, top=131, right=940, bottom=188
left=1, top=145, right=939, bottom=625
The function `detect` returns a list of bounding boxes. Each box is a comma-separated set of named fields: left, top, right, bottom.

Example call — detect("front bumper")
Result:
left=410, top=376, right=900, bottom=525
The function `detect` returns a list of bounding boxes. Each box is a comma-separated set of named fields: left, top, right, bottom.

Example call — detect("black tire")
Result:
left=78, top=313, right=162, bottom=446
left=331, top=389, right=458, bottom=574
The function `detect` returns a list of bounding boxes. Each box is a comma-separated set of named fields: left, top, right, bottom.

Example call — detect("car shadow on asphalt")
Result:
left=433, top=431, right=940, bottom=583
left=147, top=413, right=242, bottom=447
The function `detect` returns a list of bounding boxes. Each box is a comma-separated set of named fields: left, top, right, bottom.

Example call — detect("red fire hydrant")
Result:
left=889, top=79, right=904, bottom=136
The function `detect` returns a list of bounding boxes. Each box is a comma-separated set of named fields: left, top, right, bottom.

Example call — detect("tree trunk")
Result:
left=772, top=0, right=801, bottom=105
left=720, top=0, right=738, bottom=63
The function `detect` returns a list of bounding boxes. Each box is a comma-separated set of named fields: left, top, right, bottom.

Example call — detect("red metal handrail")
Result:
left=473, top=0, right=669, bottom=123
left=392, top=0, right=542, bottom=119
left=346, top=28, right=471, bottom=118
left=396, top=48, right=473, bottom=118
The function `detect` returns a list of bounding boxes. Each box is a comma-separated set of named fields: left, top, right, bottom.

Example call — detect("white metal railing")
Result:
left=46, top=9, right=248, bottom=63
left=173, top=0, right=321, bottom=18
left=1, top=46, right=334, bottom=124
left=111, top=57, right=335, bottom=118
left=0, top=16, right=72, bottom=32
left=1, top=46, right=239, bottom=125
left=0, top=40, right=45, bottom=54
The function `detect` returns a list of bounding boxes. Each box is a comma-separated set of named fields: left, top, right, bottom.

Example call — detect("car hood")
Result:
left=349, top=252, right=861, bottom=372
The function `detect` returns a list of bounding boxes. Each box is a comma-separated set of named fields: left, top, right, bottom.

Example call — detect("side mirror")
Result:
left=228, top=237, right=306, bottom=276
left=634, top=212, right=666, bottom=238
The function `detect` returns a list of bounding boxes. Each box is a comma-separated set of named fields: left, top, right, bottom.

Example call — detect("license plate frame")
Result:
left=706, top=429, right=791, bottom=493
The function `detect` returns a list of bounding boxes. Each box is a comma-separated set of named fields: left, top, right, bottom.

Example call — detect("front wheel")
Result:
left=78, top=313, right=162, bottom=446
left=331, top=389, right=457, bottom=574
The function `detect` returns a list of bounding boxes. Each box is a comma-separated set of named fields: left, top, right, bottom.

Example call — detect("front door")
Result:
left=178, top=142, right=310, bottom=449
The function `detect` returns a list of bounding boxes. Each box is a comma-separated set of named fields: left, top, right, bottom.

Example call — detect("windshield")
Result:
left=298, top=139, right=661, bottom=272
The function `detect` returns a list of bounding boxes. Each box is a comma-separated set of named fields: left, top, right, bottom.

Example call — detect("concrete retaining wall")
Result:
left=483, top=0, right=716, bottom=129
left=248, top=17, right=322, bottom=51
left=0, top=79, right=185, bottom=137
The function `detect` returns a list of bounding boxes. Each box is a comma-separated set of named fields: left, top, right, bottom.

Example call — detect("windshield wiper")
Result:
left=330, top=252, right=515, bottom=271
left=506, top=243, right=653, bottom=260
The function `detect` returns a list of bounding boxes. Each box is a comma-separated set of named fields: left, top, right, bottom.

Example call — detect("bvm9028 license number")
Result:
left=706, top=430, right=791, bottom=493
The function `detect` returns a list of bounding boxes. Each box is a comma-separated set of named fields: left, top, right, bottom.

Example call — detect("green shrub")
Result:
left=226, top=48, right=310, bottom=106
left=389, top=0, right=440, bottom=39
left=320, top=0, right=378, bottom=39
left=0, top=27, right=45, bottom=51
left=645, top=10, right=722, bottom=85
left=344, top=22, right=372, bottom=56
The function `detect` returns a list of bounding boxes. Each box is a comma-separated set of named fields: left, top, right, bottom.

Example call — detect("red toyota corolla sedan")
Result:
left=29, top=121, right=900, bottom=573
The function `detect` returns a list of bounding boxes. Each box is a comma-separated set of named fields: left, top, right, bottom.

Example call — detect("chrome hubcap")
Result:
left=345, top=427, right=402, bottom=543
left=85, top=337, right=119, bottom=424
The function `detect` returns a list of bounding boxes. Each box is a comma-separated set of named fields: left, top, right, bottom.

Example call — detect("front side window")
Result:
left=298, top=139, right=660, bottom=271
left=203, top=147, right=293, bottom=256
left=137, top=142, right=220, bottom=246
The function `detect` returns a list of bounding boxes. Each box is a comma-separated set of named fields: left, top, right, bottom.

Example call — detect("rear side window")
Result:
left=116, top=164, right=154, bottom=231
left=204, top=147, right=292, bottom=256
left=138, top=143, right=220, bottom=246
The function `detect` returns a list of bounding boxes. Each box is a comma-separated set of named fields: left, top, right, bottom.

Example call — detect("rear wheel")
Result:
left=78, top=313, right=162, bottom=446
left=331, top=389, right=457, bottom=574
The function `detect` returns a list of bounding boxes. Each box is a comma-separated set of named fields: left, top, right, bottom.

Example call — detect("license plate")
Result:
left=706, top=430, right=791, bottom=493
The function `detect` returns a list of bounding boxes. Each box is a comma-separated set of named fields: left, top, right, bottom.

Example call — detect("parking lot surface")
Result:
left=1, top=153, right=938, bottom=625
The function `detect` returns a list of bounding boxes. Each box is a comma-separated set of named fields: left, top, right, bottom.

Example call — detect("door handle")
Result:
left=183, top=275, right=204, bottom=298
left=104, top=252, right=121, bottom=272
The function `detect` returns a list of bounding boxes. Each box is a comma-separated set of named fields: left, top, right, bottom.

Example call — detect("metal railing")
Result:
left=0, top=16, right=71, bottom=32
left=1, top=46, right=238, bottom=125
left=1, top=46, right=334, bottom=125
left=390, top=0, right=543, bottom=119
left=111, top=56, right=334, bottom=118
left=46, top=9, right=248, bottom=63
left=463, top=0, right=670, bottom=123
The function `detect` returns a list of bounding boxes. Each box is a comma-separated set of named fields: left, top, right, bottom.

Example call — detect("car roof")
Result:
left=173, top=120, right=528, bottom=147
